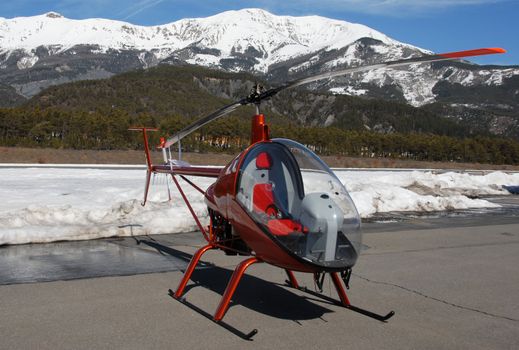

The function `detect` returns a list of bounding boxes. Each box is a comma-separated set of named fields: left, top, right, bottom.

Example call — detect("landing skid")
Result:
left=346, top=304, right=395, bottom=322
left=169, top=244, right=392, bottom=341
left=288, top=284, right=395, bottom=322
left=285, top=274, right=395, bottom=322
left=168, top=245, right=260, bottom=340
left=168, top=289, right=258, bottom=341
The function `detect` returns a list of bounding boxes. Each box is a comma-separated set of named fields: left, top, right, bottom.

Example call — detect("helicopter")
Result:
left=131, top=47, right=505, bottom=340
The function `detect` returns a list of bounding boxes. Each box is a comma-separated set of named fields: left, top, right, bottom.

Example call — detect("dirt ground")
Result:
left=2, top=146, right=519, bottom=170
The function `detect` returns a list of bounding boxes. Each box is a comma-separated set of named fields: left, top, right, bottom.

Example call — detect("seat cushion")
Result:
left=253, top=183, right=275, bottom=214
left=267, top=219, right=304, bottom=236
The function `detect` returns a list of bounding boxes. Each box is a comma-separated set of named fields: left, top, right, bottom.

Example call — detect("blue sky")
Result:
left=1, top=0, right=518, bottom=65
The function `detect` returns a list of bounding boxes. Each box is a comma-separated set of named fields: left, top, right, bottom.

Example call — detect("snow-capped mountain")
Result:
left=0, top=9, right=407, bottom=71
left=0, top=8, right=518, bottom=109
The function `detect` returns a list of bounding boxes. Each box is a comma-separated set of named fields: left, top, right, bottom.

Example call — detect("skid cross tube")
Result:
left=214, top=257, right=262, bottom=321
left=285, top=270, right=299, bottom=289
left=169, top=244, right=259, bottom=340
left=330, top=272, right=351, bottom=306
left=174, top=244, right=215, bottom=298
left=170, top=254, right=261, bottom=340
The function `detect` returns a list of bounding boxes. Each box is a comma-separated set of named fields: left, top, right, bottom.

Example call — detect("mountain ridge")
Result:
left=0, top=9, right=411, bottom=70
left=0, top=9, right=518, bottom=136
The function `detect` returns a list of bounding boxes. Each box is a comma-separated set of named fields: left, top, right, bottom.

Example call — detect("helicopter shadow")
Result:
left=141, top=239, right=334, bottom=322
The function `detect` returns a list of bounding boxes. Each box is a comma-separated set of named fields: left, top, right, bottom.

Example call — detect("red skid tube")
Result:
left=330, top=272, right=351, bottom=307
left=174, top=244, right=215, bottom=299
left=285, top=270, right=299, bottom=289
left=214, top=257, right=261, bottom=321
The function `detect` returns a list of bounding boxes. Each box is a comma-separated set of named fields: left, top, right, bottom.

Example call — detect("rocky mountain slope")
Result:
left=4, top=64, right=519, bottom=166
left=19, top=64, right=488, bottom=138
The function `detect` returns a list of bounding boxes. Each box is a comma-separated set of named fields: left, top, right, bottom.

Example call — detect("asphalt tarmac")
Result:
left=1, top=207, right=518, bottom=349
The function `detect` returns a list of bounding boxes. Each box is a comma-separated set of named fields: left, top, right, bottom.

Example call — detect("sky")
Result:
left=0, top=0, right=518, bottom=65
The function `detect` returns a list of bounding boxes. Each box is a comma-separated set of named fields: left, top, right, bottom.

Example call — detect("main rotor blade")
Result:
left=163, top=47, right=505, bottom=147
left=164, top=98, right=246, bottom=148
left=261, top=47, right=506, bottom=97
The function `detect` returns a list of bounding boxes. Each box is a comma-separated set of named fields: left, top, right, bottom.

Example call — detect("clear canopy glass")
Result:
left=236, top=138, right=361, bottom=269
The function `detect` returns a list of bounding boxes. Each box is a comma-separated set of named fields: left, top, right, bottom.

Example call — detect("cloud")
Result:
left=254, top=0, right=507, bottom=16
left=0, top=0, right=168, bottom=21
left=119, top=0, right=166, bottom=20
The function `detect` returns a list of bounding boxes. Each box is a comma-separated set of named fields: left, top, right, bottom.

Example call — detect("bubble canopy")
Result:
left=236, top=138, right=362, bottom=269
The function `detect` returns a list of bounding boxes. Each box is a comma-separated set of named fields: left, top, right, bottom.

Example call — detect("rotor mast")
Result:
left=249, top=83, right=270, bottom=145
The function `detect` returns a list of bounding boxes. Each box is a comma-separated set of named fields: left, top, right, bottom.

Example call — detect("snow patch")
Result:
left=0, top=167, right=517, bottom=245
left=324, top=114, right=335, bottom=126
left=371, top=44, right=389, bottom=55
left=384, top=64, right=437, bottom=106
left=325, top=44, right=360, bottom=69
left=339, top=170, right=510, bottom=217
left=460, top=71, right=474, bottom=85
left=329, top=86, right=368, bottom=96
left=288, top=54, right=320, bottom=73
left=186, top=54, right=222, bottom=67
left=16, top=55, right=38, bottom=69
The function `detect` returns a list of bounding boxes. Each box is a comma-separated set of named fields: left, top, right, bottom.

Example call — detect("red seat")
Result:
left=251, top=151, right=306, bottom=236
left=267, top=219, right=304, bottom=236
left=253, top=183, right=276, bottom=215
left=252, top=151, right=276, bottom=216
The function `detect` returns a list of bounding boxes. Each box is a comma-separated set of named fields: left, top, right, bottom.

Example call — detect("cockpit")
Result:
left=236, top=138, right=362, bottom=268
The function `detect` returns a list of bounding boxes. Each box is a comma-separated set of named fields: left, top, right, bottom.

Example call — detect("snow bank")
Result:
left=337, top=171, right=513, bottom=217
left=0, top=167, right=517, bottom=245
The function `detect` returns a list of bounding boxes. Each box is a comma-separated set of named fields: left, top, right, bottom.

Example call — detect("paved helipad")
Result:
left=1, top=215, right=518, bottom=349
